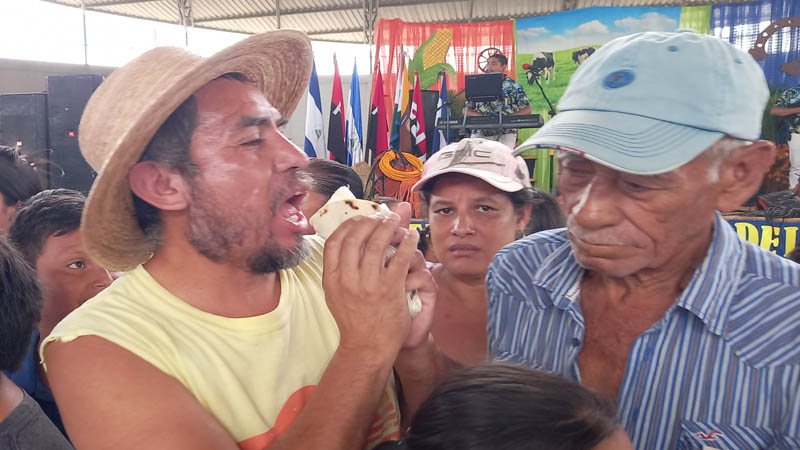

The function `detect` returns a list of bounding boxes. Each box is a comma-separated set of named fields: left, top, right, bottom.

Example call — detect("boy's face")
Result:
left=36, top=230, right=113, bottom=326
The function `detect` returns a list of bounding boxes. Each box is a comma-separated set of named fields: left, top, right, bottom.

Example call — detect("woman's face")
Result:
left=428, top=173, right=529, bottom=279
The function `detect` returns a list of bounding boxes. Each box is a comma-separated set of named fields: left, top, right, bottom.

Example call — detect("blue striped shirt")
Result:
left=486, top=213, right=800, bottom=449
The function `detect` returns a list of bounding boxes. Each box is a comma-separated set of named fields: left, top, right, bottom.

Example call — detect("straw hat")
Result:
left=79, top=30, right=313, bottom=271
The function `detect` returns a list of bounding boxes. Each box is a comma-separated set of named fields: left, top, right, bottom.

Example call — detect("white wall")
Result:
left=0, top=58, right=374, bottom=153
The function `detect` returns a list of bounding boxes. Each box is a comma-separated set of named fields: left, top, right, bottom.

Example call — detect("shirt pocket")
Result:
left=677, top=420, right=799, bottom=449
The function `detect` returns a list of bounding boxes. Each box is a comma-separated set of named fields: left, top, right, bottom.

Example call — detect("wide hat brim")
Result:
left=79, top=30, right=313, bottom=271
left=514, top=109, right=723, bottom=175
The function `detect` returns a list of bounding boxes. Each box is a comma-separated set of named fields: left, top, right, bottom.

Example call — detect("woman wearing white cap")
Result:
left=412, top=138, right=534, bottom=365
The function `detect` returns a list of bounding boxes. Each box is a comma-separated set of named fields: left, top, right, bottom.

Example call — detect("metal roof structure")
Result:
left=44, top=0, right=748, bottom=44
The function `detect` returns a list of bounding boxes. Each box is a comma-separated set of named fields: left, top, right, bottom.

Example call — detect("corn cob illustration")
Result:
left=409, top=29, right=456, bottom=90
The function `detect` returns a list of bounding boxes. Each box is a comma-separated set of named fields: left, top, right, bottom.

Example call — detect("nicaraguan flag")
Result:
left=303, top=62, right=325, bottom=158
left=431, top=72, right=449, bottom=155
left=345, top=61, right=363, bottom=165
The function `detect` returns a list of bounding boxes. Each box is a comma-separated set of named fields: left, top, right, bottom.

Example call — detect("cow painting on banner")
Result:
left=514, top=6, right=682, bottom=188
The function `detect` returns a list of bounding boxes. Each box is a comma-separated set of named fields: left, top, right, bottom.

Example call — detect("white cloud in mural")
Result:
left=519, top=19, right=617, bottom=53
left=516, top=26, right=549, bottom=42
left=615, top=12, right=677, bottom=32
left=517, top=12, right=679, bottom=54
left=574, top=20, right=610, bottom=34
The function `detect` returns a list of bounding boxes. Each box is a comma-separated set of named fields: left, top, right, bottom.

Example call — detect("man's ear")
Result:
left=716, top=140, right=775, bottom=212
left=128, top=161, right=191, bottom=211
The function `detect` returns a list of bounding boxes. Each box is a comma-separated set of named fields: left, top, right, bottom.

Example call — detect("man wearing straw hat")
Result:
left=39, top=31, right=435, bottom=450
left=397, top=31, right=800, bottom=448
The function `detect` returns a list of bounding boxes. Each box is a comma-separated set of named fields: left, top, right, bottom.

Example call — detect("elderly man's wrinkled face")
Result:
left=557, top=152, right=721, bottom=278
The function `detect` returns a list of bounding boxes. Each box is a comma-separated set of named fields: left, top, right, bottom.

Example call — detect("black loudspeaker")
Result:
left=408, top=89, right=441, bottom=153
left=0, top=93, right=51, bottom=188
left=47, top=74, right=104, bottom=193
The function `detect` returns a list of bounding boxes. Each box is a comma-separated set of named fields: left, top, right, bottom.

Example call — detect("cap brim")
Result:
left=514, top=110, right=724, bottom=175
left=412, top=167, right=525, bottom=193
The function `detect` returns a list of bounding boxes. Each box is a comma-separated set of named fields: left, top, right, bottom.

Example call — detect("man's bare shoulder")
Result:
left=46, top=336, right=238, bottom=450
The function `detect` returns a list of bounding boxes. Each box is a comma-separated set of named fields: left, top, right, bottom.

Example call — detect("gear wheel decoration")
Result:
left=477, top=47, right=502, bottom=73
left=749, top=17, right=800, bottom=77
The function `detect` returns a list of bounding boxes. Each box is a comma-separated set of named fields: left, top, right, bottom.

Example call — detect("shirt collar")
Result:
left=672, top=212, right=743, bottom=336
left=529, top=213, right=742, bottom=336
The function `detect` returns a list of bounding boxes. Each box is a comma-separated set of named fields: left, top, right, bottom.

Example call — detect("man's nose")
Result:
left=569, top=178, right=623, bottom=229
left=273, top=133, right=309, bottom=173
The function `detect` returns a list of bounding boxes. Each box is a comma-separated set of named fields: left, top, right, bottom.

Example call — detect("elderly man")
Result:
left=397, top=31, right=800, bottom=449
left=40, top=31, right=434, bottom=450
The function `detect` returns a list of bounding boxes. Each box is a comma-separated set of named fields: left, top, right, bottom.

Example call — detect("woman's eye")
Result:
left=477, top=205, right=495, bottom=212
left=67, top=261, right=86, bottom=269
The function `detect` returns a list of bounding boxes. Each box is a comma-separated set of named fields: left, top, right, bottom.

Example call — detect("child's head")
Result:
left=400, top=364, right=631, bottom=450
left=0, top=146, right=44, bottom=233
left=9, top=189, right=112, bottom=332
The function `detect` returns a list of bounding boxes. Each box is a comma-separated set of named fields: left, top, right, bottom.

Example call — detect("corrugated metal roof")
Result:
left=43, top=0, right=751, bottom=43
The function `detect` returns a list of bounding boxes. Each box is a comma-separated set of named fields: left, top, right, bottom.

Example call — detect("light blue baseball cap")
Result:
left=514, top=31, right=769, bottom=174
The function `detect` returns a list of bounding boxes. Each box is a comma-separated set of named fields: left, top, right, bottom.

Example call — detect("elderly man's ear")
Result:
left=715, top=140, right=776, bottom=213
left=129, top=161, right=192, bottom=211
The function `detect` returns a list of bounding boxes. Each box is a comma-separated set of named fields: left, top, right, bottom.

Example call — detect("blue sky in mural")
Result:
left=516, top=6, right=682, bottom=53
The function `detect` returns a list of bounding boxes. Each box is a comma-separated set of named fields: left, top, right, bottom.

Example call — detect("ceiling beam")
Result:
left=306, top=27, right=363, bottom=36
left=86, top=0, right=161, bottom=7
left=194, top=0, right=467, bottom=24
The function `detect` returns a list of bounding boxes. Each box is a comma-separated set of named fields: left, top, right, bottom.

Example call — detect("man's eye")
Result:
left=67, top=261, right=86, bottom=269
left=242, top=139, right=264, bottom=147
left=435, top=207, right=453, bottom=215
left=477, top=205, right=495, bottom=212
left=622, top=180, right=650, bottom=192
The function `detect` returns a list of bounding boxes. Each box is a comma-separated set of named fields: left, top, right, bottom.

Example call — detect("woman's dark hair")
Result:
left=0, top=238, right=42, bottom=372
left=402, top=363, right=621, bottom=450
left=524, top=188, right=565, bottom=235
left=0, top=146, right=44, bottom=207
left=8, top=189, right=86, bottom=266
left=304, top=158, right=364, bottom=199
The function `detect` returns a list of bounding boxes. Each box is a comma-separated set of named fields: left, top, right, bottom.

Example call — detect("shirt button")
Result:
left=571, top=338, right=582, bottom=347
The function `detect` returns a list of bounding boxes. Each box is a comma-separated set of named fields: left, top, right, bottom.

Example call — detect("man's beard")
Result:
left=187, top=180, right=309, bottom=274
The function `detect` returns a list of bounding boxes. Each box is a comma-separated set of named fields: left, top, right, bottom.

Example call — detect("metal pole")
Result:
left=276, top=0, right=281, bottom=29
left=81, top=0, right=88, bottom=65
left=468, top=0, right=474, bottom=23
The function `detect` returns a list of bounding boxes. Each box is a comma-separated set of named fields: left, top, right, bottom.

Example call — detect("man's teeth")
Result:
left=287, top=212, right=302, bottom=223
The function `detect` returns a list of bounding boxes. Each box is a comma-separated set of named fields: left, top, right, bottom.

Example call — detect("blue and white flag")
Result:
left=345, top=61, right=363, bottom=165
left=431, top=73, right=449, bottom=155
left=304, top=62, right=325, bottom=158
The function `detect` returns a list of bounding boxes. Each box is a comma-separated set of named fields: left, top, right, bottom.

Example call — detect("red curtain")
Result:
left=373, top=18, right=516, bottom=122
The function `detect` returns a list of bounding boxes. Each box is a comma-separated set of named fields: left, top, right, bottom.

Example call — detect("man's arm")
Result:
left=393, top=336, right=460, bottom=427
left=46, top=337, right=240, bottom=450
left=511, top=104, right=533, bottom=115
left=772, top=106, right=800, bottom=117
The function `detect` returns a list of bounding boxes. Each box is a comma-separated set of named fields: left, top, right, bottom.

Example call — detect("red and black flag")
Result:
left=408, top=71, right=427, bottom=162
left=365, top=66, right=390, bottom=164
left=327, top=54, right=347, bottom=164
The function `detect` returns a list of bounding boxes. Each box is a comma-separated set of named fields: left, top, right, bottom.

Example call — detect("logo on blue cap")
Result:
left=602, top=70, right=635, bottom=89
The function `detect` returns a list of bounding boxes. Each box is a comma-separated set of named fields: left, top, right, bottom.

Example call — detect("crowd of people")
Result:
left=0, top=29, right=798, bottom=450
